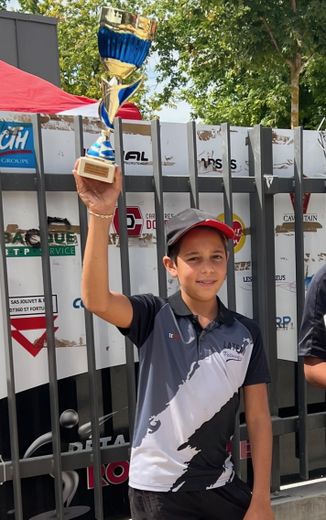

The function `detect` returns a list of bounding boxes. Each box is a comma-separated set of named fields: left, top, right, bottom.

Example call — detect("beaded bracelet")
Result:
left=88, top=209, right=114, bottom=219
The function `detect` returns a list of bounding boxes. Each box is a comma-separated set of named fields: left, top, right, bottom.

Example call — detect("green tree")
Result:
left=18, top=0, right=40, bottom=11
left=144, top=0, right=326, bottom=128
left=18, top=0, right=152, bottom=103
left=0, top=1, right=8, bottom=10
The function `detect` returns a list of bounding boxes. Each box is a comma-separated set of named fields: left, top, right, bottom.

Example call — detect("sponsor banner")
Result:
left=1, top=113, right=326, bottom=178
left=11, top=315, right=59, bottom=357
left=10, top=295, right=57, bottom=317
left=274, top=193, right=326, bottom=361
left=0, top=311, right=8, bottom=399
left=113, top=206, right=143, bottom=237
left=0, top=192, right=88, bottom=398
left=87, top=461, right=129, bottom=489
left=6, top=245, right=76, bottom=257
left=9, top=295, right=59, bottom=358
left=5, top=220, right=78, bottom=258
left=0, top=121, right=36, bottom=169
left=3, top=189, right=325, bottom=397
left=1, top=118, right=326, bottom=396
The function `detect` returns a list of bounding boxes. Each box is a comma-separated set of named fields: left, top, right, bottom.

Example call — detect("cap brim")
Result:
left=168, top=218, right=234, bottom=249
left=193, top=219, right=235, bottom=239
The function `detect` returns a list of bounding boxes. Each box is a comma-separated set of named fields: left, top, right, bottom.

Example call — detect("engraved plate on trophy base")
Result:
left=77, top=156, right=116, bottom=183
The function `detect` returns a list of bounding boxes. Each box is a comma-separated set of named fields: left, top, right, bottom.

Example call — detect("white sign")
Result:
left=0, top=113, right=326, bottom=398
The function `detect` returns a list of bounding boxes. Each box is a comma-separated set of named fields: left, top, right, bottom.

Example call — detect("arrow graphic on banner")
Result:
left=11, top=316, right=58, bottom=357
left=289, top=191, right=311, bottom=214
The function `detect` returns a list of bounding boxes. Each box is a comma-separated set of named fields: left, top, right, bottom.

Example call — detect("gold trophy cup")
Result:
left=77, top=6, right=157, bottom=183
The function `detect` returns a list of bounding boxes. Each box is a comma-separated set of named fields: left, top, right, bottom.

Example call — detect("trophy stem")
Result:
left=77, top=128, right=116, bottom=183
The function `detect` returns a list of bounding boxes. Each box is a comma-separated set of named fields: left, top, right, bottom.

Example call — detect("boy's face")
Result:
left=163, top=227, right=228, bottom=305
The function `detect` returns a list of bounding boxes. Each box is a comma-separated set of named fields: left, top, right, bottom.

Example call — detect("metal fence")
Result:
left=0, top=115, right=326, bottom=519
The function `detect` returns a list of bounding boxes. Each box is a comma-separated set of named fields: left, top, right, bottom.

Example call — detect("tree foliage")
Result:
left=18, top=0, right=151, bottom=103
left=142, top=0, right=326, bottom=128
left=16, top=0, right=326, bottom=127
left=0, top=0, right=8, bottom=10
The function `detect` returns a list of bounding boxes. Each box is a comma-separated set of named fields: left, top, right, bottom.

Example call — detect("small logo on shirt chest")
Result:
left=169, top=331, right=181, bottom=341
left=223, top=340, right=246, bottom=354
left=222, top=338, right=251, bottom=362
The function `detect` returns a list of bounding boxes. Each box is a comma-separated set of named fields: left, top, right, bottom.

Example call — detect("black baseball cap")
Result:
left=166, top=208, right=234, bottom=254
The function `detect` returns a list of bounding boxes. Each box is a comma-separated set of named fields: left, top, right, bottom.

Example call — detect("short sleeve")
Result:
left=298, top=267, right=326, bottom=360
left=118, top=293, right=165, bottom=348
left=236, top=316, right=271, bottom=386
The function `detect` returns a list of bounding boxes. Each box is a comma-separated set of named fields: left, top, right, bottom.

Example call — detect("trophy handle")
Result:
left=100, top=76, right=143, bottom=129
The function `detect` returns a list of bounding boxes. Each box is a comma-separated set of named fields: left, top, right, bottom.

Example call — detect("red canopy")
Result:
left=0, top=60, right=142, bottom=119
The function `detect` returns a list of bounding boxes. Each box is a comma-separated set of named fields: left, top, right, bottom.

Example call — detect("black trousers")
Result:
left=128, top=476, right=252, bottom=520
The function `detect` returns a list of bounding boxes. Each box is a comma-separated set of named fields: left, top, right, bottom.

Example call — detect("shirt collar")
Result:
left=168, top=290, right=234, bottom=325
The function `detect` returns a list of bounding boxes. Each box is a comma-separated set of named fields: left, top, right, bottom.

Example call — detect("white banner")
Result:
left=0, top=113, right=326, bottom=397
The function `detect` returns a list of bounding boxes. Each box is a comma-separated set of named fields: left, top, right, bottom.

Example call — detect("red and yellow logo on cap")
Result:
left=217, top=213, right=246, bottom=253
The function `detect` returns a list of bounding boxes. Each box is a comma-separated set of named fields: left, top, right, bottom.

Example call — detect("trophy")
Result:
left=77, top=6, right=157, bottom=183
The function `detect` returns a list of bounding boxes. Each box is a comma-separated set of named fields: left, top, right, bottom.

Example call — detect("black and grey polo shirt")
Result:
left=299, top=264, right=326, bottom=360
left=119, top=291, right=271, bottom=493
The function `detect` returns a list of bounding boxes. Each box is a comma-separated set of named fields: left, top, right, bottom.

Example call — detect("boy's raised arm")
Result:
left=73, top=162, right=133, bottom=328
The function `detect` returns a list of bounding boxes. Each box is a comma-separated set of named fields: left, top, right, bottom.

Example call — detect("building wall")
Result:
left=0, top=10, right=60, bottom=86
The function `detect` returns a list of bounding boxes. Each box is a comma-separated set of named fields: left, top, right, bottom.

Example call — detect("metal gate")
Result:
left=0, top=115, right=325, bottom=519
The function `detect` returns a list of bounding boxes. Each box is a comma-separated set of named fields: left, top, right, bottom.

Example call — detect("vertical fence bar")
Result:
left=293, top=126, right=309, bottom=480
left=221, top=123, right=237, bottom=458
left=221, top=123, right=236, bottom=309
left=261, top=129, right=280, bottom=493
left=248, top=125, right=280, bottom=491
left=31, top=113, right=64, bottom=519
left=74, top=116, right=104, bottom=519
left=0, top=171, right=23, bottom=518
left=151, top=119, right=168, bottom=298
left=114, top=118, right=137, bottom=436
left=221, top=122, right=240, bottom=473
left=187, top=121, right=199, bottom=209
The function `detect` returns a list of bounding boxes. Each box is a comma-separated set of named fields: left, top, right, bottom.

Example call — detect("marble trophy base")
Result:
left=77, top=156, right=116, bottom=183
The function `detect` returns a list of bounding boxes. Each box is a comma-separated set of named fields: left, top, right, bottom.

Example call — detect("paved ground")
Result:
left=272, top=478, right=326, bottom=519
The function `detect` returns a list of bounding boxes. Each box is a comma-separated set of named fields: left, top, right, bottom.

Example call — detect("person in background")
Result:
left=299, top=264, right=326, bottom=388
left=73, top=164, right=274, bottom=520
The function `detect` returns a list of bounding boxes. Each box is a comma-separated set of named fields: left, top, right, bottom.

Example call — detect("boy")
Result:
left=73, top=165, right=274, bottom=519
left=299, top=264, right=326, bottom=388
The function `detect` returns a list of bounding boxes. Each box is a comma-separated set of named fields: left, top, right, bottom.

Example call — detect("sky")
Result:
left=7, top=0, right=18, bottom=8
left=146, top=52, right=192, bottom=123
left=5, top=0, right=192, bottom=123
left=156, top=101, right=191, bottom=123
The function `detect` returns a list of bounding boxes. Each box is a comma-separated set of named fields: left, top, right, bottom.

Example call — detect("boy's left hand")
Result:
left=243, top=497, right=274, bottom=519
